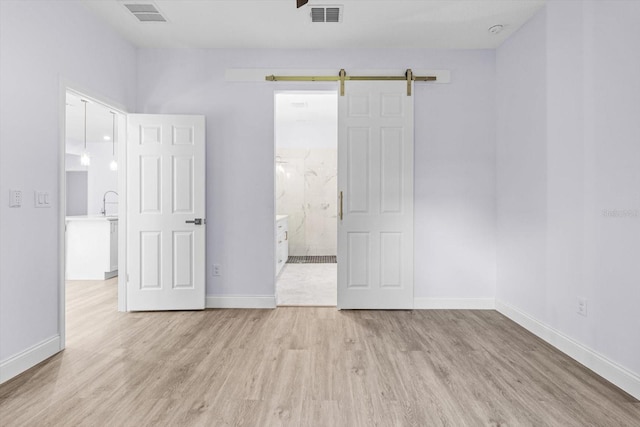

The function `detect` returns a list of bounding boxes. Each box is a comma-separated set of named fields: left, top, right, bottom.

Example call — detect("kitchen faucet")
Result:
left=101, top=191, right=119, bottom=216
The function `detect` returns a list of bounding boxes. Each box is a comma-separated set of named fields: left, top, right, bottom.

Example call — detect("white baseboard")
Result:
left=206, top=295, right=276, bottom=309
left=0, top=335, right=61, bottom=384
left=414, top=297, right=495, bottom=310
left=496, top=300, right=640, bottom=400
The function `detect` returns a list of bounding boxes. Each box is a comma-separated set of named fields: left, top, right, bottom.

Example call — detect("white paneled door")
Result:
left=337, top=81, right=414, bottom=309
left=127, top=115, right=206, bottom=311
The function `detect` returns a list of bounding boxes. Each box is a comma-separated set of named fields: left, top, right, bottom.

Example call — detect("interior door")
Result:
left=127, top=114, right=206, bottom=311
left=337, top=81, right=414, bottom=309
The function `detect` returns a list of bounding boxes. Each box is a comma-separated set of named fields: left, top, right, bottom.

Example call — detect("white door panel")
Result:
left=338, top=81, right=414, bottom=309
left=127, top=114, right=206, bottom=311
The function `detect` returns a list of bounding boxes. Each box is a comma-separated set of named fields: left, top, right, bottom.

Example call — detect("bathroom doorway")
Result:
left=63, top=89, right=125, bottom=346
left=274, top=91, right=338, bottom=306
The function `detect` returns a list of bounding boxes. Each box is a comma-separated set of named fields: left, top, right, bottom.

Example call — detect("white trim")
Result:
left=206, top=295, right=276, bottom=309
left=496, top=300, right=640, bottom=400
left=414, top=297, right=495, bottom=310
left=225, top=68, right=451, bottom=83
left=0, top=335, right=61, bottom=384
left=58, top=81, right=67, bottom=349
left=117, top=113, right=127, bottom=312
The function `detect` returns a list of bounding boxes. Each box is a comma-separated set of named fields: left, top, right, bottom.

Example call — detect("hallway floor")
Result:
left=276, top=263, right=337, bottom=306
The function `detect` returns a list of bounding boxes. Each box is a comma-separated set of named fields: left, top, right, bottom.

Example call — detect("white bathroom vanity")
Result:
left=276, top=215, right=289, bottom=276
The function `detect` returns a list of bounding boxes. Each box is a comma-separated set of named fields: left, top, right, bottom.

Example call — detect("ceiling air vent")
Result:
left=311, top=6, right=342, bottom=23
left=124, top=3, right=167, bottom=22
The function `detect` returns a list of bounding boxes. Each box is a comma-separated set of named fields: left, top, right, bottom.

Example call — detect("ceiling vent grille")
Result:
left=311, top=6, right=342, bottom=23
left=124, top=3, right=167, bottom=22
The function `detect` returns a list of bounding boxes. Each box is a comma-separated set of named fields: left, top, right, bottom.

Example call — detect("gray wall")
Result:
left=0, top=0, right=136, bottom=362
left=496, top=0, right=640, bottom=379
left=136, top=48, right=498, bottom=300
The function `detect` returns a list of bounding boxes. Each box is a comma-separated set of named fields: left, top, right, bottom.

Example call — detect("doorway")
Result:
left=274, top=91, right=338, bottom=306
left=62, top=89, right=126, bottom=347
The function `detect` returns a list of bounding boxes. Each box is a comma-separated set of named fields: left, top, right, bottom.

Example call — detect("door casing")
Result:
left=58, top=82, right=129, bottom=351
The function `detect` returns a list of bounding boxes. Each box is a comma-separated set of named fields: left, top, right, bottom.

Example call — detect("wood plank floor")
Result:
left=0, top=280, right=638, bottom=426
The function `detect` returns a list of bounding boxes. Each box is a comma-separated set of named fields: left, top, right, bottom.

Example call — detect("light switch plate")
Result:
left=35, top=191, right=51, bottom=208
left=9, top=190, right=22, bottom=207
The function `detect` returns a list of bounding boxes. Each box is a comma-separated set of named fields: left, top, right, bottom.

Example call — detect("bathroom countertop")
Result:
left=66, top=215, right=118, bottom=221
left=276, top=215, right=288, bottom=222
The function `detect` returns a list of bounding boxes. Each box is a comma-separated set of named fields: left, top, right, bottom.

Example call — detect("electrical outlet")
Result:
left=9, top=190, right=22, bottom=207
left=212, top=264, right=221, bottom=276
left=577, top=297, right=587, bottom=317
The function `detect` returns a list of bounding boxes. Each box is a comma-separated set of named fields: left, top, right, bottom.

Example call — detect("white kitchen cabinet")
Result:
left=276, top=215, right=289, bottom=276
left=66, top=216, right=118, bottom=280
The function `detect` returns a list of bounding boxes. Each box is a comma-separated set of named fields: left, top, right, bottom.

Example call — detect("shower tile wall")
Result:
left=276, top=148, right=337, bottom=256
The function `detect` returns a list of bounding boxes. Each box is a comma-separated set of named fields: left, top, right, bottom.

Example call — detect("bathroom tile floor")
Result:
left=276, top=263, right=337, bottom=306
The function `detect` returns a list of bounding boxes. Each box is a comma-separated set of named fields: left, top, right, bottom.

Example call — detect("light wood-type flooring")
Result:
left=0, top=279, right=638, bottom=426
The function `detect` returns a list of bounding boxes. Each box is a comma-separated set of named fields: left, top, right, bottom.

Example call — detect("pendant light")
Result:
left=109, top=111, right=118, bottom=171
left=80, top=99, right=90, bottom=166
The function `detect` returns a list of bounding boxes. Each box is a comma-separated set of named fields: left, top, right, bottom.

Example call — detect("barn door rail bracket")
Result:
left=265, top=69, right=436, bottom=96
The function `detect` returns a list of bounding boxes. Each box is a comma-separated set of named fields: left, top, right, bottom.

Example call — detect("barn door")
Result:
left=337, top=81, right=414, bottom=309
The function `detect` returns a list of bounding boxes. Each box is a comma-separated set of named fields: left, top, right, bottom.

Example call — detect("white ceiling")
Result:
left=82, top=0, right=545, bottom=49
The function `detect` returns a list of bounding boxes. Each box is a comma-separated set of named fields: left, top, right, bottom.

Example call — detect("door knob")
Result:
left=185, top=218, right=203, bottom=225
